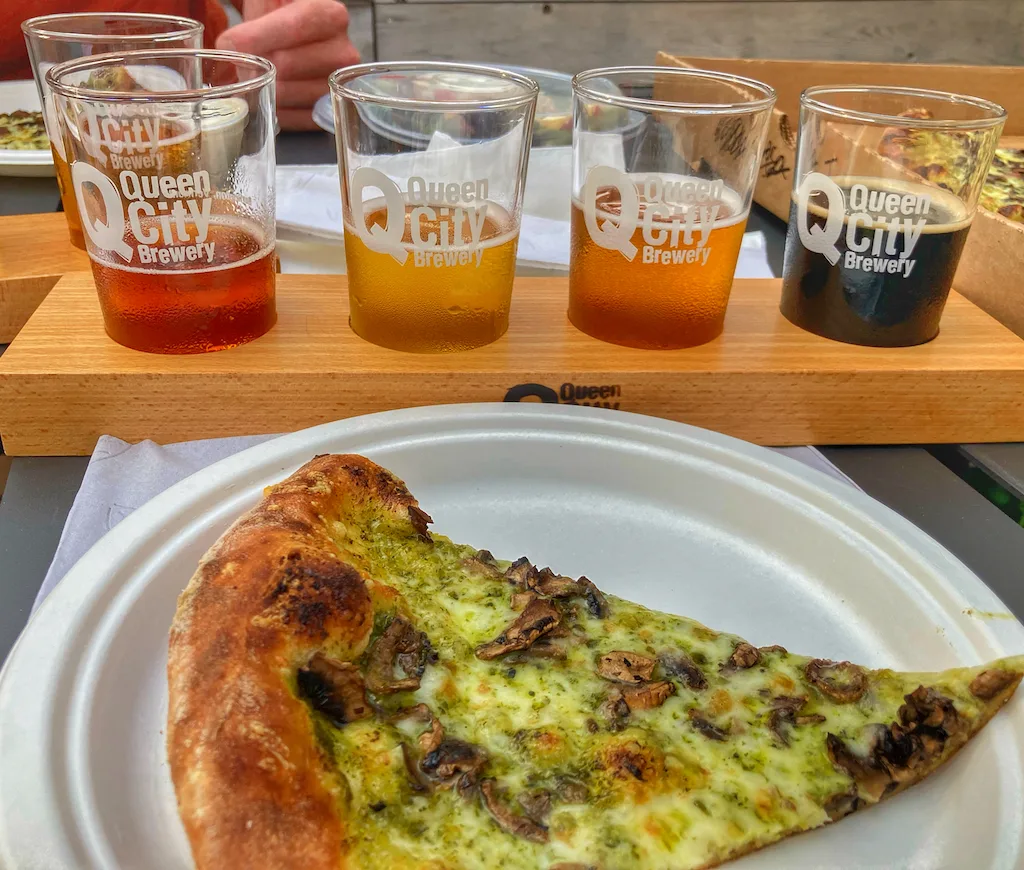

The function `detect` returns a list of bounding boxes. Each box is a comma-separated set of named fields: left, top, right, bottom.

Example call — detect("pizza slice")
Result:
left=167, top=455, right=1023, bottom=870
left=878, top=107, right=1024, bottom=224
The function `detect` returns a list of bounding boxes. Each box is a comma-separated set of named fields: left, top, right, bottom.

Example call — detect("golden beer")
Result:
left=568, top=185, right=748, bottom=349
left=344, top=201, right=518, bottom=353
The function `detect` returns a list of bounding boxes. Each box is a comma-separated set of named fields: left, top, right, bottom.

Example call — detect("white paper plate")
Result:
left=1, top=404, right=1023, bottom=870
left=0, top=80, right=54, bottom=177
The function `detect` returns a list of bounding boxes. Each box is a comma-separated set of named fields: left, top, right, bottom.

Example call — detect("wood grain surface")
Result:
left=375, top=1, right=1024, bottom=70
left=0, top=213, right=90, bottom=344
left=1, top=273, right=1023, bottom=455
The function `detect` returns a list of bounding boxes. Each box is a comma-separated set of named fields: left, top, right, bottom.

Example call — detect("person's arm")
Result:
left=216, top=0, right=359, bottom=131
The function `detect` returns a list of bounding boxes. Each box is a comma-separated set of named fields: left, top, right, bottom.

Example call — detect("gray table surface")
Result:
left=1, top=132, right=1022, bottom=666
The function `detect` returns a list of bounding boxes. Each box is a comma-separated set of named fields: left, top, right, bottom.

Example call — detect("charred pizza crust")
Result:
left=168, top=455, right=420, bottom=870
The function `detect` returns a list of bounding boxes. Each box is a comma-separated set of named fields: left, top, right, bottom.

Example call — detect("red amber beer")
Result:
left=48, top=49, right=277, bottom=354
left=22, top=13, right=203, bottom=249
left=90, top=216, right=276, bottom=353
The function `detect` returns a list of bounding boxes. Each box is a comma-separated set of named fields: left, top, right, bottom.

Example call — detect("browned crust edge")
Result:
left=167, top=454, right=420, bottom=870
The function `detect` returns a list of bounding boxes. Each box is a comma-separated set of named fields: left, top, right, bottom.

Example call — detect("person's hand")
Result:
left=217, top=0, right=360, bottom=130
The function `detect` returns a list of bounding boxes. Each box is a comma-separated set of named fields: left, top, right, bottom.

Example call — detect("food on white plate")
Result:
left=168, top=454, right=1023, bottom=870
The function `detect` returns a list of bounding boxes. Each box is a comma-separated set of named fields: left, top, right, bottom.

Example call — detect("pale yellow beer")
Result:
left=344, top=201, right=519, bottom=353
left=569, top=186, right=748, bottom=349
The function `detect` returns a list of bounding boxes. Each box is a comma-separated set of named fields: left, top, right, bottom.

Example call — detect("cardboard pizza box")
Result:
left=657, top=53, right=1024, bottom=339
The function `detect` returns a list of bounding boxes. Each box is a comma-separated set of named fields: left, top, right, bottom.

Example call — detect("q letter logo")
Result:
left=71, top=162, right=133, bottom=262
left=350, top=166, right=409, bottom=264
left=583, top=165, right=639, bottom=262
left=796, top=171, right=845, bottom=266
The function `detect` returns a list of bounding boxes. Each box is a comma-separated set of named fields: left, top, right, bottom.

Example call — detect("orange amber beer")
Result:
left=90, top=216, right=276, bottom=353
left=569, top=67, right=776, bottom=348
left=569, top=179, right=748, bottom=349
left=344, top=200, right=519, bottom=353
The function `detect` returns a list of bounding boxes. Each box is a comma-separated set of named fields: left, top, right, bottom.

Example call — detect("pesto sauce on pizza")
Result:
left=0, top=111, right=48, bottom=151
left=293, top=511, right=1022, bottom=870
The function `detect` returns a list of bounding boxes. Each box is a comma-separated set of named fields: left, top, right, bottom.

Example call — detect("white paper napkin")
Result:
left=33, top=434, right=858, bottom=610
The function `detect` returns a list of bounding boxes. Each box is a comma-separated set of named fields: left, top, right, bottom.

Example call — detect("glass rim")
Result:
left=329, top=61, right=540, bottom=112
left=45, top=49, right=275, bottom=103
left=22, top=12, right=203, bottom=43
left=801, top=85, right=1007, bottom=129
left=572, top=66, right=776, bottom=115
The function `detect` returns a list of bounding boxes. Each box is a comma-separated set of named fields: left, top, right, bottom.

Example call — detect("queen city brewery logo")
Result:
left=795, top=172, right=931, bottom=278
left=503, top=382, right=622, bottom=409
left=581, top=165, right=726, bottom=266
left=350, top=167, right=492, bottom=268
left=69, top=105, right=213, bottom=265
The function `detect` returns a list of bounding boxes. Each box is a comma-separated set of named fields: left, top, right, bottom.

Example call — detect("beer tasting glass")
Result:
left=780, top=86, right=1006, bottom=347
left=22, top=13, right=203, bottom=250
left=330, top=62, right=538, bottom=353
left=47, top=49, right=277, bottom=354
left=570, top=67, right=775, bottom=349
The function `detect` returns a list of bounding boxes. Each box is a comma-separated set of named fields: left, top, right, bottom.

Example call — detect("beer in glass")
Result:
left=47, top=50, right=277, bottom=354
left=570, top=67, right=775, bottom=349
left=780, top=86, right=1005, bottom=346
left=330, top=62, right=538, bottom=353
left=22, top=13, right=203, bottom=250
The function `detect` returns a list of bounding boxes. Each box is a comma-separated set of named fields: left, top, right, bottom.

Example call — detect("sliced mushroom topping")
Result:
left=390, top=704, right=446, bottom=756
left=480, top=780, right=549, bottom=844
left=599, top=691, right=631, bottom=729
left=577, top=576, right=607, bottom=619
left=463, top=549, right=503, bottom=579
left=969, top=667, right=1021, bottom=700
left=728, top=642, right=760, bottom=669
left=688, top=708, right=730, bottom=741
left=598, top=650, right=657, bottom=684
left=825, top=729, right=893, bottom=802
left=510, top=590, right=538, bottom=612
left=517, top=789, right=554, bottom=824
left=518, top=638, right=568, bottom=660
left=533, top=567, right=581, bottom=598
left=766, top=695, right=826, bottom=745
left=505, top=557, right=538, bottom=589
left=822, top=786, right=862, bottom=821
left=408, top=505, right=433, bottom=542
left=296, top=652, right=371, bottom=726
left=365, top=616, right=435, bottom=694
left=421, top=739, right=489, bottom=789
left=826, top=685, right=964, bottom=801
left=805, top=659, right=868, bottom=704
left=899, top=685, right=960, bottom=735
left=553, top=776, right=589, bottom=804
left=759, top=644, right=788, bottom=655
left=622, top=680, right=675, bottom=711
left=659, top=652, right=708, bottom=691
left=401, top=743, right=432, bottom=793
left=475, top=598, right=560, bottom=660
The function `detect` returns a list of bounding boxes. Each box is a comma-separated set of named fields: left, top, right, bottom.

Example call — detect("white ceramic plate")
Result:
left=0, top=80, right=54, bottom=177
left=1, top=404, right=1023, bottom=870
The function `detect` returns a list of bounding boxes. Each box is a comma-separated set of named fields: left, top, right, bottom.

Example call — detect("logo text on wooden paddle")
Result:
left=503, top=382, right=622, bottom=409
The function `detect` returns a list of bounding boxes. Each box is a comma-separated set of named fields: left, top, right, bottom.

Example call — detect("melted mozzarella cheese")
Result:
left=312, top=526, right=1010, bottom=870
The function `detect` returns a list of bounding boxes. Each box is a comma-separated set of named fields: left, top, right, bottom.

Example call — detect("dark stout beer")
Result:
left=780, top=177, right=972, bottom=347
